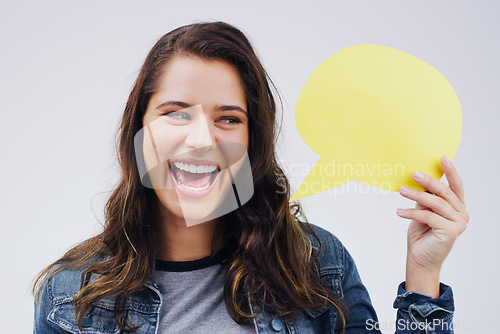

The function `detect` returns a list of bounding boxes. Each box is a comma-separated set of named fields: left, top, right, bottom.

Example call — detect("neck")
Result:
left=153, top=199, right=220, bottom=262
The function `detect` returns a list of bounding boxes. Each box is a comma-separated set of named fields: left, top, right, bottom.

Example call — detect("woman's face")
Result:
left=141, top=55, right=249, bottom=226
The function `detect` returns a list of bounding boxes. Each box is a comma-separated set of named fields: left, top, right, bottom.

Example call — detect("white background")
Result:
left=1, top=1, right=499, bottom=333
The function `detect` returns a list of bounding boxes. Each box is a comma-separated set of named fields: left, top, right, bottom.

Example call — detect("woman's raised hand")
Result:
left=396, top=155, right=469, bottom=297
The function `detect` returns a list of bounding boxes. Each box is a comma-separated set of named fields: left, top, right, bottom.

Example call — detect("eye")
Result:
left=216, top=117, right=242, bottom=124
left=164, top=111, right=191, bottom=121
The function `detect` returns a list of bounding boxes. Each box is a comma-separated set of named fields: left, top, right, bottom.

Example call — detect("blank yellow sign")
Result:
left=290, top=44, right=462, bottom=202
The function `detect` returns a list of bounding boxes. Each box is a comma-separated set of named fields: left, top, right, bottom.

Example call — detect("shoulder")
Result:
left=35, top=255, right=131, bottom=333
left=304, top=223, right=347, bottom=273
left=34, top=260, right=100, bottom=333
left=41, top=255, right=107, bottom=303
left=44, top=266, right=82, bottom=302
left=35, top=252, right=116, bottom=318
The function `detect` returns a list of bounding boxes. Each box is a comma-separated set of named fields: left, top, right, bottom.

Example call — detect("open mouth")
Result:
left=169, top=160, right=220, bottom=192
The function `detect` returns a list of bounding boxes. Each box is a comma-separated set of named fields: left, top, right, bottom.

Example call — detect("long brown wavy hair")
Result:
left=33, top=21, right=348, bottom=332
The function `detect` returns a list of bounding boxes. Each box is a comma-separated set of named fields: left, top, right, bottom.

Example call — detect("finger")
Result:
left=441, top=156, right=466, bottom=206
left=412, top=170, right=465, bottom=213
left=396, top=208, right=448, bottom=231
left=399, top=185, right=461, bottom=222
left=397, top=208, right=466, bottom=237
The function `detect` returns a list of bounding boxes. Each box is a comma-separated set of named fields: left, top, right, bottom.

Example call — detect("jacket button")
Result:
left=82, top=316, right=93, bottom=328
left=271, top=318, right=283, bottom=331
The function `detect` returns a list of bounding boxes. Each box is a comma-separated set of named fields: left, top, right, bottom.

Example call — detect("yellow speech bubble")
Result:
left=290, top=44, right=462, bottom=202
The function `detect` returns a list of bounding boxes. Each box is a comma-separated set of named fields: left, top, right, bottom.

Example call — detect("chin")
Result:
left=157, top=189, right=224, bottom=227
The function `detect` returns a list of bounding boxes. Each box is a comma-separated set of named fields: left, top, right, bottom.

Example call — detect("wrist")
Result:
left=405, top=260, right=441, bottom=298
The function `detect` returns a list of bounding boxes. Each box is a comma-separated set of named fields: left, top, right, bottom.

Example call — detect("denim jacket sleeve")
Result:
left=308, top=223, right=455, bottom=333
left=33, top=274, right=65, bottom=334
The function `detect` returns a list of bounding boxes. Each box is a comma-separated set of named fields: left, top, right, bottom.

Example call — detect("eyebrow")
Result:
left=156, top=100, right=247, bottom=115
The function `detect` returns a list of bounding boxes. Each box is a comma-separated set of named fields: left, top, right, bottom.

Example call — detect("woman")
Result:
left=33, top=21, right=469, bottom=333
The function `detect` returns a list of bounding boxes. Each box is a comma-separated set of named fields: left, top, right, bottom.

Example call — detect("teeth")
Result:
left=172, top=161, right=217, bottom=174
left=175, top=181, right=211, bottom=191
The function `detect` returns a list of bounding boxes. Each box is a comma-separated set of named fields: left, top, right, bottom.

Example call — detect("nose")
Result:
left=184, top=107, right=215, bottom=151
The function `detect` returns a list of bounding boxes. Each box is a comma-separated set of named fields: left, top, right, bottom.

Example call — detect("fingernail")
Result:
left=399, top=185, right=409, bottom=194
left=443, top=156, right=450, bottom=166
left=413, top=171, right=424, bottom=180
left=397, top=209, right=405, bottom=215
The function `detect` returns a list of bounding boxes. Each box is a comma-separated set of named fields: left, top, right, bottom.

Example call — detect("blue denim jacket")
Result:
left=34, top=224, right=455, bottom=333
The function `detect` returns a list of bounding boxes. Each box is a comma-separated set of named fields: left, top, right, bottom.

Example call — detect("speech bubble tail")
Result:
left=289, top=161, right=349, bottom=202
left=289, top=190, right=313, bottom=202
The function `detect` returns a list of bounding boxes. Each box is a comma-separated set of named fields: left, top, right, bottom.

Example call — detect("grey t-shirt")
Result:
left=153, top=251, right=256, bottom=334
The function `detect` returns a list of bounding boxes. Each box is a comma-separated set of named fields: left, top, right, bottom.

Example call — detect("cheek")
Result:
left=215, top=128, right=249, bottom=170
left=242, top=129, right=249, bottom=149
left=218, top=127, right=249, bottom=149
left=142, top=129, right=157, bottom=172
left=143, top=125, right=187, bottom=166
left=235, top=132, right=249, bottom=150
left=241, top=128, right=249, bottom=151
